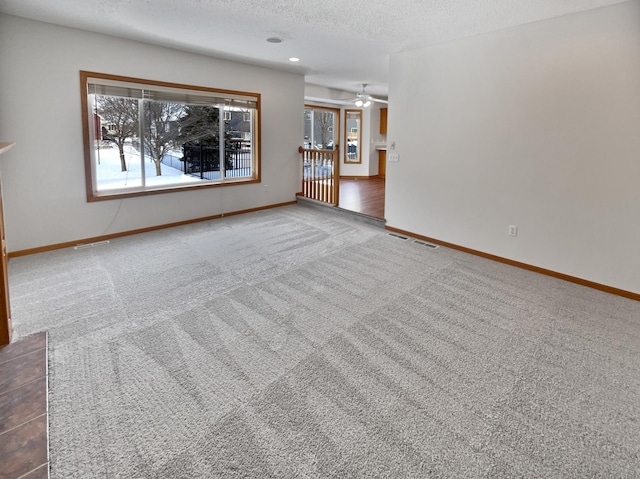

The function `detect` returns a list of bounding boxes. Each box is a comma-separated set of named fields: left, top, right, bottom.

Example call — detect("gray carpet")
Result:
left=9, top=203, right=640, bottom=478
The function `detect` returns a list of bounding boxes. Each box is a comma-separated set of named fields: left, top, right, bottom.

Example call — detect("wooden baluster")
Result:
left=309, top=152, right=313, bottom=200
left=329, top=152, right=333, bottom=204
left=324, top=152, right=328, bottom=203
left=307, top=151, right=311, bottom=199
left=328, top=151, right=333, bottom=204
left=320, top=152, right=325, bottom=202
left=311, top=153, right=317, bottom=200
left=333, top=151, right=337, bottom=204
left=319, top=152, right=323, bottom=202
left=302, top=150, right=307, bottom=197
left=325, top=152, right=330, bottom=203
left=325, top=152, right=329, bottom=203
left=299, top=147, right=339, bottom=205
left=309, top=150, right=312, bottom=199
left=308, top=151, right=312, bottom=199
left=324, top=153, right=331, bottom=203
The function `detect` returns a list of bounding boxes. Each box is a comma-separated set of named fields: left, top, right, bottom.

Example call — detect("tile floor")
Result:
left=0, top=332, right=49, bottom=479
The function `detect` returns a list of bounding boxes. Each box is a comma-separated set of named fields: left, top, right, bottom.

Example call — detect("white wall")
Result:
left=0, top=14, right=304, bottom=252
left=386, top=1, right=640, bottom=294
left=366, top=104, right=386, bottom=177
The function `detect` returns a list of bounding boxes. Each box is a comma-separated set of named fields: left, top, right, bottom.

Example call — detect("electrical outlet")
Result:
left=264, top=185, right=269, bottom=192
left=508, top=225, right=518, bottom=237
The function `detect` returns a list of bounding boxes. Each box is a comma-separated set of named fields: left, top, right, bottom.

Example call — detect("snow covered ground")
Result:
left=94, top=143, right=199, bottom=191
left=95, top=142, right=253, bottom=191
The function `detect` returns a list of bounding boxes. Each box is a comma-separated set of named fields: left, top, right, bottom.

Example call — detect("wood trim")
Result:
left=255, top=94, right=262, bottom=186
left=80, top=70, right=261, bottom=102
left=80, top=72, right=93, bottom=201
left=0, top=142, right=14, bottom=345
left=386, top=225, right=640, bottom=303
left=87, top=179, right=261, bottom=202
left=8, top=201, right=296, bottom=258
left=0, top=183, right=9, bottom=346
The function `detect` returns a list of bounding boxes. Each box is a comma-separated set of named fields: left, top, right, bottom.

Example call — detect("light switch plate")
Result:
left=388, top=153, right=399, bottom=162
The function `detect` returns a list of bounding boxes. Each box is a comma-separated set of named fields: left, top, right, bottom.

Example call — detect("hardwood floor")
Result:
left=338, top=177, right=385, bottom=219
left=0, top=332, right=49, bottom=479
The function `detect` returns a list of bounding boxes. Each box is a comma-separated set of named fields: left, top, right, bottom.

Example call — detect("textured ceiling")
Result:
left=0, top=0, right=629, bottom=97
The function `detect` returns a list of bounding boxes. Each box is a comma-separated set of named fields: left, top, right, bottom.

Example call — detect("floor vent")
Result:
left=74, top=240, right=110, bottom=250
left=387, top=233, right=409, bottom=240
left=413, top=240, right=439, bottom=249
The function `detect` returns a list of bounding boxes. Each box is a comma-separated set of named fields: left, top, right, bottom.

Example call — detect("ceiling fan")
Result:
left=351, top=84, right=388, bottom=108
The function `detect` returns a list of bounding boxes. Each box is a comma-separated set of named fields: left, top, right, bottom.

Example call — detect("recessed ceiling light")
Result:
left=289, top=57, right=300, bottom=62
left=266, top=37, right=283, bottom=44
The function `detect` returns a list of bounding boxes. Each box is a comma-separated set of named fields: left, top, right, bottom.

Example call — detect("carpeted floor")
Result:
left=9, top=203, right=640, bottom=478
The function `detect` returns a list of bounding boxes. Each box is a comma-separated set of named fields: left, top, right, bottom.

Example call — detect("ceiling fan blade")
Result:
left=370, top=97, right=388, bottom=104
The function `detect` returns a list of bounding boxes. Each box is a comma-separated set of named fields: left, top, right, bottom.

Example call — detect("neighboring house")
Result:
left=92, top=113, right=117, bottom=141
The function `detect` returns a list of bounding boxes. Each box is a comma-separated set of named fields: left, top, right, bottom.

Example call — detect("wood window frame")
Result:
left=344, top=109, right=362, bottom=164
left=80, top=71, right=261, bottom=202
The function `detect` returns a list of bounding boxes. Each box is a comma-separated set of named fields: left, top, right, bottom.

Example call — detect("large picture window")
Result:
left=81, top=71, right=260, bottom=201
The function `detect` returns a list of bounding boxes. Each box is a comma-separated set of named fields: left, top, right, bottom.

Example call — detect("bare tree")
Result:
left=143, top=101, right=183, bottom=176
left=316, top=111, right=333, bottom=149
left=97, top=96, right=138, bottom=171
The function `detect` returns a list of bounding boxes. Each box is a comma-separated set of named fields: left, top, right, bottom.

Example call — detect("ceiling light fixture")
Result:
left=354, top=84, right=379, bottom=108
left=355, top=97, right=371, bottom=108
left=289, top=57, right=300, bottom=62
left=266, top=37, right=283, bottom=43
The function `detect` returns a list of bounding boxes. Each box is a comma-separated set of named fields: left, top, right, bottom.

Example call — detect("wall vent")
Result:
left=387, top=233, right=409, bottom=240
left=74, top=240, right=110, bottom=250
left=413, top=240, right=439, bottom=249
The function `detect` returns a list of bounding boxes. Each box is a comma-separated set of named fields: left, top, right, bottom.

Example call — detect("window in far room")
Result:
left=344, top=109, right=361, bottom=163
left=81, top=71, right=260, bottom=201
left=303, top=106, right=339, bottom=150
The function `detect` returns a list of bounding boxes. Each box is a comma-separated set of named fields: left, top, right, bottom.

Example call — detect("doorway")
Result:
left=338, top=177, right=385, bottom=219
